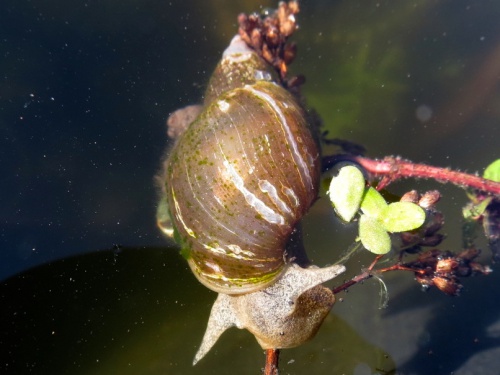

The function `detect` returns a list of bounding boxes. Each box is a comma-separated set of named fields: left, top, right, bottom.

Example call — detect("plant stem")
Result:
left=332, top=270, right=371, bottom=294
left=332, top=255, right=382, bottom=294
left=332, top=254, right=433, bottom=295
left=264, top=349, right=280, bottom=375
left=323, top=155, right=500, bottom=196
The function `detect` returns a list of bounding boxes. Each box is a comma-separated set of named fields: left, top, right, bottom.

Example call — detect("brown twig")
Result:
left=264, top=349, right=280, bottom=375
left=323, top=154, right=500, bottom=196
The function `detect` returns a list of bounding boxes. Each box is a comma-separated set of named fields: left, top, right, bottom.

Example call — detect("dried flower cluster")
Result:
left=406, top=248, right=492, bottom=296
left=237, top=1, right=302, bottom=86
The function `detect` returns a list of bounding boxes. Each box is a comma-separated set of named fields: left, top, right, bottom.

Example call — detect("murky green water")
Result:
left=0, top=247, right=396, bottom=374
left=2, top=0, right=500, bottom=374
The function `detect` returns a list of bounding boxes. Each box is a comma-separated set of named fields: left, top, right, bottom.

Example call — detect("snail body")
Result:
left=158, top=34, right=345, bottom=364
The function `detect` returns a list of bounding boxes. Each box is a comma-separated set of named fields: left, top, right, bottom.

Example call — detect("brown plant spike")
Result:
left=237, top=1, right=302, bottom=87
left=332, top=249, right=492, bottom=298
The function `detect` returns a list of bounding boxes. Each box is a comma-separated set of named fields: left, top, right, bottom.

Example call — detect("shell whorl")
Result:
left=164, top=35, right=320, bottom=294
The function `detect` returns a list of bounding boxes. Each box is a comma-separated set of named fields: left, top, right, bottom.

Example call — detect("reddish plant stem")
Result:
left=332, top=270, right=371, bottom=294
left=264, top=349, right=280, bottom=375
left=332, top=255, right=382, bottom=294
left=332, top=256, right=426, bottom=295
left=323, top=155, right=500, bottom=196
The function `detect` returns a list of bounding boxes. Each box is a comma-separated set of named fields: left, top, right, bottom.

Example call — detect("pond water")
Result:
left=1, top=0, right=500, bottom=374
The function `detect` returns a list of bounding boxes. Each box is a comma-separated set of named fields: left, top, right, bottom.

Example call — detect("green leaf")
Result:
left=462, top=196, right=493, bottom=219
left=360, top=187, right=387, bottom=219
left=359, top=214, right=391, bottom=254
left=381, top=202, right=426, bottom=233
left=328, top=166, right=366, bottom=222
left=483, top=159, right=500, bottom=182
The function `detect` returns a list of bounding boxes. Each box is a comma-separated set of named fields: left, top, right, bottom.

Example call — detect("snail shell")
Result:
left=163, top=35, right=321, bottom=294
left=158, top=34, right=345, bottom=364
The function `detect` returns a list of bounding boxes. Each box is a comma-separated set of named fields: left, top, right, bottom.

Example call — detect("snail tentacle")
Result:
left=192, top=294, right=239, bottom=366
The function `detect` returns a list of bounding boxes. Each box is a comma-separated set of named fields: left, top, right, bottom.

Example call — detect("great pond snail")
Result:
left=157, top=16, right=345, bottom=365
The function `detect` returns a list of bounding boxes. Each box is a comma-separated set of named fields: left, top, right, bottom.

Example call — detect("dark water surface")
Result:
left=1, top=0, right=500, bottom=374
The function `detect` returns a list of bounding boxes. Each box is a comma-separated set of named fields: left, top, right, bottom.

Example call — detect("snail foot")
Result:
left=193, top=263, right=345, bottom=365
